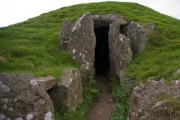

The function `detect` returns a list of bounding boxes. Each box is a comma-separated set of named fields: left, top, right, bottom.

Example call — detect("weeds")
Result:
left=109, top=77, right=134, bottom=120
left=154, top=93, right=180, bottom=111
left=88, top=69, right=96, bottom=87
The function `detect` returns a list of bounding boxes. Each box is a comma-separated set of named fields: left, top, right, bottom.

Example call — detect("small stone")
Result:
left=8, top=107, right=14, bottom=112
left=26, top=113, right=33, bottom=120
left=0, top=114, right=6, bottom=119
left=1, top=98, right=8, bottom=103
left=0, top=81, right=10, bottom=92
left=15, top=117, right=23, bottom=120
left=1, top=104, right=7, bottom=110
left=109, top=98, right=113, bottom=102
left=30, top=79, right=38, bottom=88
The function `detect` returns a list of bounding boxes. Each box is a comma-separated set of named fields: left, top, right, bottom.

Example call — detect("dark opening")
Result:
left=120, top=25, right=127, bottom=35
left=94, top=27, right=110, bottom=75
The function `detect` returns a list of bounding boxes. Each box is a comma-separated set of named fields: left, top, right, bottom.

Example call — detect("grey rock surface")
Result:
left=36, top=76, right=56, bottom=91
left=129, top=78, right=180, bottom=120
left=127, top=22, right=149, bottom=54
left=92, top=14, right=127, bottom=28
left=59, top=19, right=74, bottom=49
left=49, top=68, right=83, bottom=111
left=109, top=21, right=132, bottom=77
left=68, top=12, right=96, bottom=65
left=80, top=63, right=93, bottom=81
left=0, top=73, right=54, bottom=120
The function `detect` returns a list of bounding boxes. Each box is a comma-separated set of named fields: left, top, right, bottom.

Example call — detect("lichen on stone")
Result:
left=30, top=79, right=38, bottom=88
left=0, top=81, right=10, bottom=92
left=26, top=113, right=33, bottom=120
left=45, top=111, right=53, bottom=120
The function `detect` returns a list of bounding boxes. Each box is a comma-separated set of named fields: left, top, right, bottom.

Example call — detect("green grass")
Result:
left=1, top=1, right=180, bottom=82
left=154, top=93, right=180, bottom=111
left=1, top=1, right=180, bottom=120
left=109, top=74, right=134, bottom=120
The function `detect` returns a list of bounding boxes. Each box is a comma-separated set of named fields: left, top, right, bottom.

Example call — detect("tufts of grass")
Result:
left=125, top=40, right=180, bottom=83
left=154, top=93, right=180, bottom=111
left=109, top=77, right=134, bottom=120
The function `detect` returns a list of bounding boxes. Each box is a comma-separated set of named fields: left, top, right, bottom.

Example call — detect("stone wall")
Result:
left=0, top=68, right=83, bottom=119
left=0, top=73, right=55, bottom=120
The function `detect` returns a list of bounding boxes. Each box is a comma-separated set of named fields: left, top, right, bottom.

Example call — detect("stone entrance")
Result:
left=94, top=26, right=110, bottom=75
left=59, top=12, right=149, bottom=82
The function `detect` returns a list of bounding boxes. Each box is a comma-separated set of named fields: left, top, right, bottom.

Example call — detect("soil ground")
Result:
left=87, top=75, right=115, bottom=120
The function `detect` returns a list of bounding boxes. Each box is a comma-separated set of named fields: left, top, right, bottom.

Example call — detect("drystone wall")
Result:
left=0, top=73, right=55, bottom=120
left=0, top=68, right=83, bottom=119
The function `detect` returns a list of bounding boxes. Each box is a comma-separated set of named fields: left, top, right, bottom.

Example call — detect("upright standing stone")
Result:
left=127, top=22, right=149, bottom=54
left=49, top=68, right=83, bottom=111
left=59, top=19, right=74, bottom=49
left=68, top=12, right=96, bottom=66
left=109, top=22, right=132, bottom=77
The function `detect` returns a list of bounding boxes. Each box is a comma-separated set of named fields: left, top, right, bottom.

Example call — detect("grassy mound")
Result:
left=1, top=1, right=180, bottom=119
left=1, top=2, right=180, bottom=82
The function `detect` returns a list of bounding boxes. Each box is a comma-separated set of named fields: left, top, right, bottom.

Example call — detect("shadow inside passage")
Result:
left=94, top=26, right=110, bottom=76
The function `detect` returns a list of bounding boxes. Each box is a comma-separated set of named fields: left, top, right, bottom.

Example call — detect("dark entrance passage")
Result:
left=94, top=27, right=110, bottom=75
left=88, top=27, right=115, bottom=120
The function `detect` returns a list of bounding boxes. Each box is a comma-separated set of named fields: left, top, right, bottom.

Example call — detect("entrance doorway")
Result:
left=94, top=27, right=110, bottom=75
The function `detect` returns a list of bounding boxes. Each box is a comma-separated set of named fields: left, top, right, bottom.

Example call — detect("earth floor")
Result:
left=87, top=75, right=115, bottom=120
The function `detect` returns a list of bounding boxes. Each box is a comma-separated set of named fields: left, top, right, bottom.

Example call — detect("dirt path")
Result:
left=87, top=75, right=115, bottom=120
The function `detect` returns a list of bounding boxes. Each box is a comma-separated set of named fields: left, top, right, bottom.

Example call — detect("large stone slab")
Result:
left=49, top=68, right=83, bottom=111
left=0, top=73, right=54, bottom=120
left=36, top=76, right=56, bottom=91
left=92, top=14, right=127, bottom=28
left=68, top=12, right=96, bottom=66
left=127, top=22, right=149, bottom=54
left=109, top=22, right=132, bottom=77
